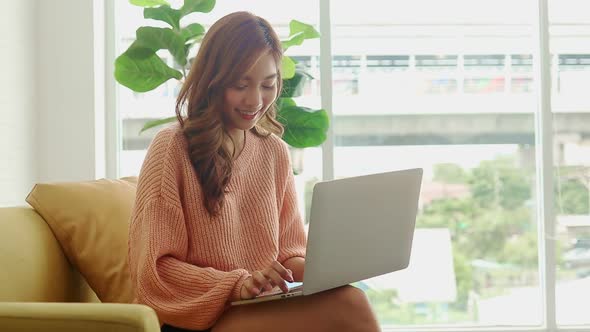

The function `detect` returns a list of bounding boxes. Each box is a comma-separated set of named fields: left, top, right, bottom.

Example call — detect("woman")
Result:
left=128, top=11, right=380, bottom=332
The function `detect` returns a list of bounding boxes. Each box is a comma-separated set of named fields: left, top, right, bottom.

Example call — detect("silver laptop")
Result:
left=231, top=168, right=423, bottom=306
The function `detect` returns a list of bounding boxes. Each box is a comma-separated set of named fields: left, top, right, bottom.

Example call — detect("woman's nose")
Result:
left=244, top=89, right=263, bottom=109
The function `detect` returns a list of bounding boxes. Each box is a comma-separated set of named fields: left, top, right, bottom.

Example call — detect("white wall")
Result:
left=0, top=1, right=37, bottom=206
left=37, top=0, right=105, bottom=183
left=1, top=0, right=105, bottom=206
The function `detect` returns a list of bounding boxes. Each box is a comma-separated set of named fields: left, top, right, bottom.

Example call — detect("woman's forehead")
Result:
left=239, top=53, right=278, bottom=80
left=241, top=73, right=278, bottom=81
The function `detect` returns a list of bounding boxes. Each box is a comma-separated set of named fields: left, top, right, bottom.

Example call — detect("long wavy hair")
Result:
left=175, top=11, right=284, bottom=217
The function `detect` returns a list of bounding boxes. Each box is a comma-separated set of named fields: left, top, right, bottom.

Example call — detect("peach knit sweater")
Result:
left=128, top=124, right=307, bottom=330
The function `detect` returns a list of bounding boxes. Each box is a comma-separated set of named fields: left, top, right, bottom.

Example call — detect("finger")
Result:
left=243, top=278, right=260, bottom=299
left=252, top=271, right=271, bottom=291
left=264, top=268, right=289, bottom=293
left=263, top=282, right=274, bottom=292
left=259, top=278, right=274, bottom=292
left=270, top=261, right=294, bottom=282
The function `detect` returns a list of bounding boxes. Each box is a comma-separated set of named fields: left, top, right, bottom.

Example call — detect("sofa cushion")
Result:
left=25, top=177, right=138, bottom=303
left=0, top=207, right=98, bottom=303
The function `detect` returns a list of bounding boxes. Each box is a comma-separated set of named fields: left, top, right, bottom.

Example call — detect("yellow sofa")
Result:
left=0, top=206, right=160, bottom=332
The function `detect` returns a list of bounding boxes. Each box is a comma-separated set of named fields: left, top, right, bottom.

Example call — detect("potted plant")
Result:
left=114, top=0, right=329, bottom=160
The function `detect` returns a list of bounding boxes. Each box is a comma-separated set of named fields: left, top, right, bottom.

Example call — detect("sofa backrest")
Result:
left=0, top=207, right=99, bottom=303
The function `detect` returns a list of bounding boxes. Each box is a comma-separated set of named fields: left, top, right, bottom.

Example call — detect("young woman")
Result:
left=128, top=11, right=381, bottom=332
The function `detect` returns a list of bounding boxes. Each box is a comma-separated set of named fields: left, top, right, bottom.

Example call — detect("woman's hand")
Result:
left=283, top=257, right=305, bottom=282
left=240, top=260, right=295, bottom=300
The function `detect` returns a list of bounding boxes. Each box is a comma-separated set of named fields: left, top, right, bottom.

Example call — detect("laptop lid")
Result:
left=302, top=168, right=423, bottom=295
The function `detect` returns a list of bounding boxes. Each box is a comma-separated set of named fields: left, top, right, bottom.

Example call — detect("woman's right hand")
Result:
left=240, top=260, right=295, bottom=300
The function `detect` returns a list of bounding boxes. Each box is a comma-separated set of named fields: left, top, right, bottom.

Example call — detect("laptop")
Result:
left=230, top=168, right=423, bottom=306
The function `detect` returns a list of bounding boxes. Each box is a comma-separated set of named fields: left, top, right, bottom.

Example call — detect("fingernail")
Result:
left=253, top=288, right=260, bottom=294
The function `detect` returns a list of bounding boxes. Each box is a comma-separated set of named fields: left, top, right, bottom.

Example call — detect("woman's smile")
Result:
left=236, top=109, right=260, bottom=121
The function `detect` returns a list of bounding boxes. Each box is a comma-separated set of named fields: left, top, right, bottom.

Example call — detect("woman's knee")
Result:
left=328, top=286, right=380, bottom=331
left=333, top=286, right=372, bottom=310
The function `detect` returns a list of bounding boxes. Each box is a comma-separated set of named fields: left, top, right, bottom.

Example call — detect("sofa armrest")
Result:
left=0, top=302, right=160, bottom=332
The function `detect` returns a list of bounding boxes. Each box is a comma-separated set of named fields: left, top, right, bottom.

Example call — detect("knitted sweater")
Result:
left=128, top=123, right=307, bottom=330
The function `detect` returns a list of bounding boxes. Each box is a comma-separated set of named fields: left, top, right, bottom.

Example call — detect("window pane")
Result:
left=114, top=1, right=321, bottom=221
left=549, top=0, right=590, bottom=326
left=332, top=0, right=541, bottom=326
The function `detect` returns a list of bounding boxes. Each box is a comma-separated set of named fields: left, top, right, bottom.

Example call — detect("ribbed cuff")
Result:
left=230, top=270, right=251, bottom=302
left=280, top=254, right=305, bottom=266
left=278, top=247, right=306, bottom=264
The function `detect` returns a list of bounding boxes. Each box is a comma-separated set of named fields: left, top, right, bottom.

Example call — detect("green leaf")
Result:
left=136, top=26, right=187, bottom=66
left=144, top=5, right=181, bottom=30
left=180, top=0, right=215, bottom=17
left=124, top=41, right=154, bottom=59
left=130, top=0, right=170, bottom=7
left=184, top=44, right=194, bottom=62
left=276, top=97, right=296, bottom=110
left=282, top=56, right=296, bottom=79
left=180, top=23, right=205, bottom=42
left=140, top=116, right=177, bottom=134
left=290, top=20, right=320, bottom=39
left=281, top=69, right=312, bottom=98
left=282, top=33, right=306, bottom=51
left=277, top=106, right=329, bottom=148
left=282, top=20, right=320, bottom=51
left=115, top=52, right=182, bottom=92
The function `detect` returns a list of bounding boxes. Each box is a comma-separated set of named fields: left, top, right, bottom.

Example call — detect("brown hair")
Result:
left=175, top=11, right=284, bottom=216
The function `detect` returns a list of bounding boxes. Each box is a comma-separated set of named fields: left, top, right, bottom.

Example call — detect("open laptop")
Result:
left=230, top=168, right=423, bottom=306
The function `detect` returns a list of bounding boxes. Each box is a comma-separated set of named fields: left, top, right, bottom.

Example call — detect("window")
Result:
left=550, top=1, right=590, bottom=326
left=331, top=0, right=541, bottom=326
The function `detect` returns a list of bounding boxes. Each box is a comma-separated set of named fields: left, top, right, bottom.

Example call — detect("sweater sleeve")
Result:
left=276, top=152, right=307, bottom=264
left=129, top=196, right=250, bottom=330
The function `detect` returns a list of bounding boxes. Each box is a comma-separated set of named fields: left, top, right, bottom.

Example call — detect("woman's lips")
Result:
left=237, top=109, right=259, bottom=121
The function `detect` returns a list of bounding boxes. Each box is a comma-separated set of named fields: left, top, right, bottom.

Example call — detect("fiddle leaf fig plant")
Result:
left=115, top=0, right=329, bottom=149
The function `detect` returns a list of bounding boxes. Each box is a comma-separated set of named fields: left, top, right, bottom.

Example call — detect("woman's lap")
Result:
left=211, top=285, right=379, bottom=332
left=161, top=286, right=379, bottom=332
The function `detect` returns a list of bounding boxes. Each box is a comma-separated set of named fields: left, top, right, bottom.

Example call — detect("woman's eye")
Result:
left=262, top=84, right=276, bottom=90
left=234, top=85, right=247, bottom=90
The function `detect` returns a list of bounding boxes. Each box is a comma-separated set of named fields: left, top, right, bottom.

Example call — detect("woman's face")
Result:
left=223, top=52, right=279, bottom=132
